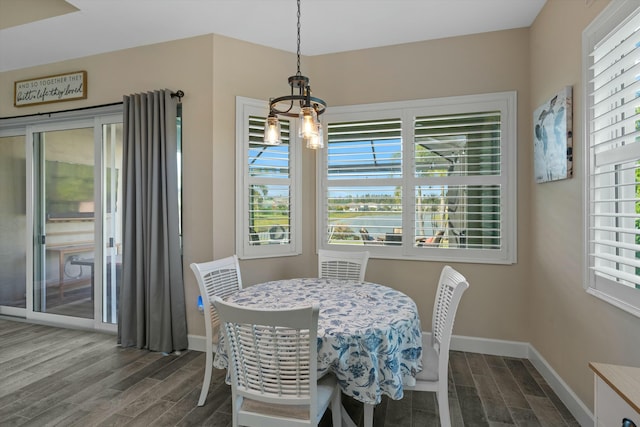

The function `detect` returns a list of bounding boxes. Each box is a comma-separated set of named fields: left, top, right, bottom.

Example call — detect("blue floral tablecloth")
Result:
left=212, top=278, right=423, bottom=405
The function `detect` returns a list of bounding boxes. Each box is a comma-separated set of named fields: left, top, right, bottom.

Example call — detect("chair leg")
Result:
left=364, top=403, right=374, bottom=427
left=437, top=387, right=451, bottom=427
left=232, top=396, right=242, bottom=427
left=331, top=388, right=342, bottom=427
left=197, top=347, right=213, bottom=406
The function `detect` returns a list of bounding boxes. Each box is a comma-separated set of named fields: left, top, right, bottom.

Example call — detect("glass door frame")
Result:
left=0, top=127, right=28, bottom=319
left=0, top=105, right=122, bottom=332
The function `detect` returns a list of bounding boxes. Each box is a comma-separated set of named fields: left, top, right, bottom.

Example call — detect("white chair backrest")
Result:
left=318, top=249, right=370, bottom=282
left=406, top=265, right=469, bottom=427
left=190, top=255, right=243, bottom=407
left=212, top=296, right=321, bottom=419
left=431, top=265, right=469, bottom=357
left=190, top=255, right=242, bottom=329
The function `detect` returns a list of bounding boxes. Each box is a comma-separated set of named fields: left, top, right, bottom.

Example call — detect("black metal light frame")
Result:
left=268, top=75, right=326, bottom=118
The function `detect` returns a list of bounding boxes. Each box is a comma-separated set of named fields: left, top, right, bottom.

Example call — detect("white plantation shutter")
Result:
left=413, top=112, right=502, bottom=253
left=584, top=1, right=640, bottom=316
left=319, top=93, right=516, bottom=264
left=414, top=112, right=502, bottom=177
left=236, top=97, right=301, bottom=258
left=324, top=118, right=403, bottom=245
left=327, top=119, right=402, bottom=180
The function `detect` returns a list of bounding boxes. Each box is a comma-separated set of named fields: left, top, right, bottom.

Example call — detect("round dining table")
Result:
left=212, top=277, right=423, bottom=427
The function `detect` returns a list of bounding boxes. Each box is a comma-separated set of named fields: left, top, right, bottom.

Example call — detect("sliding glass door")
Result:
left=0, top=107, right=123, bottom=330
left=31, top=118, right=123, bottom=328
left=33, top=126, right=97, bottom=319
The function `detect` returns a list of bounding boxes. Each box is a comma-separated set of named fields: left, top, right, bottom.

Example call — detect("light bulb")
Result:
left=298, top=107, right=318, bottom=139
left=264, top=115, right=281, bottom=145
left=306, top=123, right=324, bottom=149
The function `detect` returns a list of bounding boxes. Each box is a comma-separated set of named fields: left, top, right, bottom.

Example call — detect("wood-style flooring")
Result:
left=0, top=318, right=580, bottom=426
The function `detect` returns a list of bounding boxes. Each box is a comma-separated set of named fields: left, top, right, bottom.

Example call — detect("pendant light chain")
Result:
left=264, top=0, right=326, bottom=148
left=296, top=0, right=301, bottom=76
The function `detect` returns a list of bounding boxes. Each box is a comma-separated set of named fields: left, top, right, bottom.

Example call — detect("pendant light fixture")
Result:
left=264, top=0, right=327, bottom=149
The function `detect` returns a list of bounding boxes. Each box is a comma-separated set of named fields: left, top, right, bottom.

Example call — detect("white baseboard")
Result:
left=189, top=332, right=594, bottom=426
left=444, top=333, right=593, bottom=427
left=449, top=333, right=530, bottom=358
left=527, top=346, right=594, bottom=427
left=188, top=334, right=209, bottom=353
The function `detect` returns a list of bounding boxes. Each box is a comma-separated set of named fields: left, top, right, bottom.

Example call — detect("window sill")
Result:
left=586, top=287, right=640, bottom=319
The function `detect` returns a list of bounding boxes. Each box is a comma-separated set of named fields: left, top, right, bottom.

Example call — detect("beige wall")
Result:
left=2, top=0, right=638, bottom=414
left=0, top=28, right=532, bottom=342
left=529, top=0, right=640, bottom=409
left=310, top=29, right=532, bottom=342
left=0, top=35, right=216, bottom=338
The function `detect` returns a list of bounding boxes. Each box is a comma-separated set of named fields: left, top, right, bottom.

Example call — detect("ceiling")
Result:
left=0, top=0, right=546, bottom=73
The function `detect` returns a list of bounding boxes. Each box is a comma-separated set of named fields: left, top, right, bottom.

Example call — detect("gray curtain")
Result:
left=118, top=89, right=187, bottom=353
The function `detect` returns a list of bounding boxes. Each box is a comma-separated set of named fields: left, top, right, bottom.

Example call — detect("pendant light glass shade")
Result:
left=298, top=106, right=319, bottom=139
left=306, top=123, right=324, bottom=149
left=264, top=115, right=282, bottom=145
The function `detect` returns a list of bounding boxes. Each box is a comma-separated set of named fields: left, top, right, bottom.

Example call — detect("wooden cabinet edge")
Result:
left=590, top=362, right=640, bottom=415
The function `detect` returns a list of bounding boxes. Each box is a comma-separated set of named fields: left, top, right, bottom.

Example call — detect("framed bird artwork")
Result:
left=533, top=85, right=573, bottom=183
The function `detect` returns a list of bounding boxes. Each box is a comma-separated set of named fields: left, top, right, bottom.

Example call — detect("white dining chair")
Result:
left=212, top=296, right=342, bottom=427
left=190, top=255, right=243, bottom=407
left=318, top=249, right=370, bottom=282
left=405, top=265, right=469, bottom=427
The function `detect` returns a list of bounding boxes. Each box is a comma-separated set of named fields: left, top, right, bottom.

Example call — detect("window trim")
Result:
left=317, top=92, right=517, bottom=264
left=582, top=0, right=640, bottom=318
left=235, top=96, right=302, bottom=259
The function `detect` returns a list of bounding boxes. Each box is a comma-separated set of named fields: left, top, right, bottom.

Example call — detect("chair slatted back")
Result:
left=431, top=265, right=469, bottom=354
left=405, top=265, right=469, bottom=427
left=191, top=255, right=242, bottom=328
left=213, top=297, right=320, bottom=412
left=318, top=249, right=369, bottom=282
left=190, top=256, right=243, bottom=407
left=231, top=323, right=312, bottom=399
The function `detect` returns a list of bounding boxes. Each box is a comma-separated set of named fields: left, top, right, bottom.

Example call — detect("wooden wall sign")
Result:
left=14, top=71, right=87, bottom=107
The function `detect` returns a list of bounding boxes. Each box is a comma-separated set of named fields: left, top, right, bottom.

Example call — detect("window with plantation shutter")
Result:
left=325, top=118, right=404, bottom=245
left=236, top=97, right=301, bottom=258
left=318, top=93, right=517, bottom=264
left=583, top=0, right=640, bottom=317
left=414, top=112, right=502, bottom=252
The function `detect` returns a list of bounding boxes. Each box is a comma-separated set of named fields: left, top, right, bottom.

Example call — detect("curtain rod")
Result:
left=0, top=89, right=184, bottom=121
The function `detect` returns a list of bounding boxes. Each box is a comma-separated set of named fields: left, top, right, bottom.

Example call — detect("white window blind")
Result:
left=318, top=93, right=516, bottom=264
left=325, top=118, right=403, bottom=245
left=414, top=112, right=502, bottom=252
left=328, top=118, right=402, bottom=180
left=236, top=97, right=301, bottom=259
left=584, top=0, right=640, bottom=317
